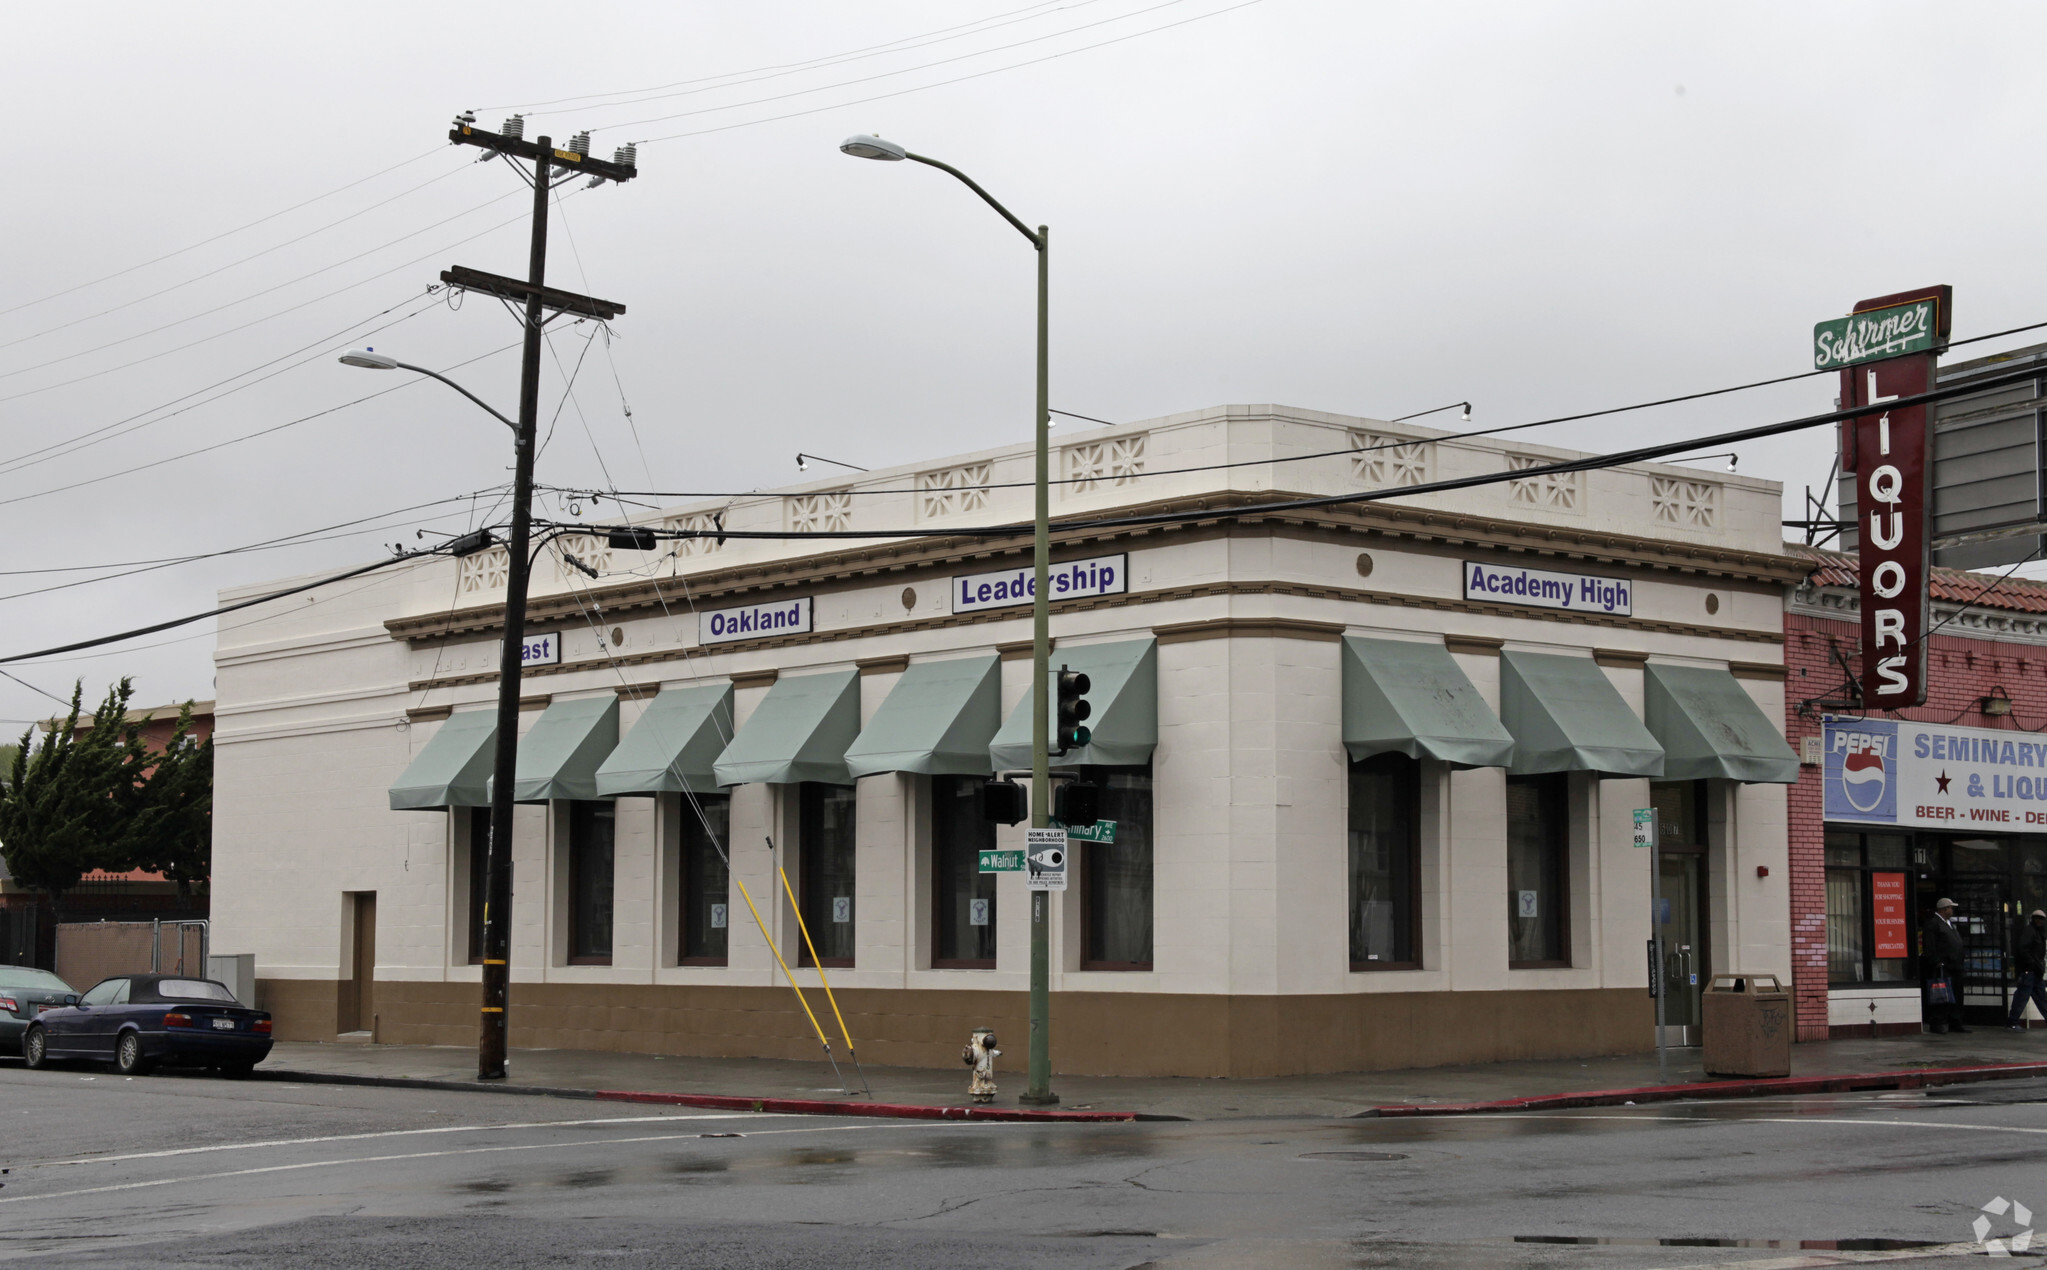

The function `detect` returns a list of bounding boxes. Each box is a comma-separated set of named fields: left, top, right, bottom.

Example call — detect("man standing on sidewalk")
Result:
left=2010, top=909, right=2047, bottom=1032
left=1923, top=898, right=1968, bottom=1035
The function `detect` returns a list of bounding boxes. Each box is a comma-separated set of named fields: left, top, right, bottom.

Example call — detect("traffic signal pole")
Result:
left=1024, top=223, right=1056, bottom=1106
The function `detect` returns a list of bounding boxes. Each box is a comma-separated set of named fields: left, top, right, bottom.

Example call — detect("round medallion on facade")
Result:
left=901, top=587, right=917, bottom=610
left=1355, top=552, right=1374, bottom=578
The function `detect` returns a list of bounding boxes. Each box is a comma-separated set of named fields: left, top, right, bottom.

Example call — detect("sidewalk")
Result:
left=254, top=1028, right=2047, bottom=1121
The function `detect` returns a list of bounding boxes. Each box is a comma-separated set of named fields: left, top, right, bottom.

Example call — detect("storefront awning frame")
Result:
left=989, top=638, right=1157, bottom=770
left=1341, top=635, right=1516, bottom=769
left=511, top=695, right=620, bottom=803
left=1499, top=650, right=1664, bottom=779
left=388, top=708, right=497, bottom=811
left=594, top=683, right=736, bottom=797
left=713, top=668, right=863, bottom=787
left=844, top=655, right=1001, bottom=779
left=1644, top=663, right=1799, bottom=784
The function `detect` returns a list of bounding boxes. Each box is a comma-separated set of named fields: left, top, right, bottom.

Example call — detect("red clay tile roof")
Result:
left=1787, top=542, right=2047, bottom=614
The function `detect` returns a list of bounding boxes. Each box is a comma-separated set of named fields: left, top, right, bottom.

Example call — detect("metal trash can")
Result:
left=1701, top=973, right=1792, bottom=1078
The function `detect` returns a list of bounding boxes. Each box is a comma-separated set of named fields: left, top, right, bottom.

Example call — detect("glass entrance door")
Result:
left=1658, top=855, right=1708, bottom=1043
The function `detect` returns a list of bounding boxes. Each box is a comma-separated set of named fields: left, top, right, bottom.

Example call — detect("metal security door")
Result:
left=1947, top=876, right=2008, bottom=1024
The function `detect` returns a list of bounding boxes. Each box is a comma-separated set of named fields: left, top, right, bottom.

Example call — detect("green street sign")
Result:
left=1632, top=808, right=1656, bottom=849
left=1813, top=299, right=1938, bottom=370
left=979, top=850, right=1026, bottom=873
left=1060, top=819, right=1118, bottom=844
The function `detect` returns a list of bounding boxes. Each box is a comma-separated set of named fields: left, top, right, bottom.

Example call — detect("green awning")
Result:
left=844, top=656, right=1000, bottom=778
left=989, top=638, right=1157, bottom=769
left=388, top=709, right=497, bottom=811
left=1342, top=636, right=1516, bottom=769
left=594, top=683, right=735, bottom=797
left=1644, top=663, right=1799, bottom=784
left=1500, top=650, right=1664, bottom=778
left=511, top=695, right=619, bottom=802
left=714, top=668, right=862, bottom=786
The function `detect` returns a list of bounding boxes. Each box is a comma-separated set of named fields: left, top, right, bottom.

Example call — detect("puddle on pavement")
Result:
left=1297, top=1151, right=1410, bottom=1162
left=1512, top=1236, right=1940, bottom=1251
left=554, top=1168, right=617, bottom=1189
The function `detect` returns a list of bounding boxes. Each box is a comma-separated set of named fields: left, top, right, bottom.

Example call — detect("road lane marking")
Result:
left=26, top=1112, right=767, bottom=1169
left=1492, top=1112, right=2047, bottom=1136
left=0, top=1120, right=1031, bottom=1207
left=1633, top=1242, right=1983, bottom=1269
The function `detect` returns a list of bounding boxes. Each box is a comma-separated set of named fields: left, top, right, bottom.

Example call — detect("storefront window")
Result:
left=1824, top=830, right=1912, bottom=985
left=1650, top=779, right=1706, bottom=850
left=466, top=807, right=490, bottom=965
left=799, top=783, right=857, bottom=967
left=1506, top=774, right=1569, bottom=967
left=1081, top=766, right=1154, bottom=970
left=1349, top=753, right=1419, bottom=969
left=679, top=794, right=730, bottom=965
left=933, top=775, right=996, bottom=968
left=568, top=801, right=615, bottom=965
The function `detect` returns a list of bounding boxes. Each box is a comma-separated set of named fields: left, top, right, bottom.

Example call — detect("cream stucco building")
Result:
left=211, top=404, right=1805, bottom=1077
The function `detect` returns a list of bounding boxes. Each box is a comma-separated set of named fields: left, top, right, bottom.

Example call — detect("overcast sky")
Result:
left=0, top=1, right=2040, bottom=723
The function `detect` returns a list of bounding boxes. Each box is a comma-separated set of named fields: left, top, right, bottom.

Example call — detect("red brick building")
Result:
left=1785, top=547, right=2047, bottom=1039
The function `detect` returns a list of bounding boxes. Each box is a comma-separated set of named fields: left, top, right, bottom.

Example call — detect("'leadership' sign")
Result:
left=1823, top=715, right=2047, bottom=829
left=1463, top=561, right=1632, bottom=616
left=951, top=554, right=1126, bottom=614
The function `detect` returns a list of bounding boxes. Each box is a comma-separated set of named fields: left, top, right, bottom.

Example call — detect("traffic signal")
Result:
left=1054, top=665, right=1092, bottom=755
left=981, top=778, right=1027, bottom=825
left=1054, top=781, right=1100, bottom=827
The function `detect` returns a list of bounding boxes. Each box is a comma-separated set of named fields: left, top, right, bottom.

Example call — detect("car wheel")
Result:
left=114, top=1030, right=154, bottom=1076
left=23, top=1025, right=49, bottom=1070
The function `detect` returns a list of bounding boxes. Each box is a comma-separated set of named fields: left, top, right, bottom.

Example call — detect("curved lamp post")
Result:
left=840, top=135, right=1057, bottom=1105
left=342, top=345, right=531, bottom=1081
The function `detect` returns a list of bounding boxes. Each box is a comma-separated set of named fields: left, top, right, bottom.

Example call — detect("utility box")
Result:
left=207, top=953, right=256, bottom=1006
left=1701, top=973, right=1792, bottom=1078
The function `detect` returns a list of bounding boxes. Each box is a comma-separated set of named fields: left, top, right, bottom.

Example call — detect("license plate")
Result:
left=211, top=1018, right=236, bottom=1030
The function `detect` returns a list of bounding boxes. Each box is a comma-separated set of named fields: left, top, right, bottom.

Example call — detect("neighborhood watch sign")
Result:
left=1823, top=716, right=2047, bottom=829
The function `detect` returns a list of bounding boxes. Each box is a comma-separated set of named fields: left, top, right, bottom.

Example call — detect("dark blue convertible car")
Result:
left=24, top=974, right=272, bottom=1076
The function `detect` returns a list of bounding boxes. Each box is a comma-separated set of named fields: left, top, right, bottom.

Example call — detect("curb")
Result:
left=252, top=1068, right=1135, bottom=1122
left=1366, top=1060, right=2047, bottom=1117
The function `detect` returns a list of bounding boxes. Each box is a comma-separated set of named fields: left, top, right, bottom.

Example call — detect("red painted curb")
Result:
left=1371, top=1060, right=2047, bottom=1117
left=592, top=1088, right=1136, bottom=1123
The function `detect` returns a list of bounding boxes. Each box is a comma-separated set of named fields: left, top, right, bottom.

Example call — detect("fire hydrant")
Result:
left=962, top=1027, right=1000, bottom=1103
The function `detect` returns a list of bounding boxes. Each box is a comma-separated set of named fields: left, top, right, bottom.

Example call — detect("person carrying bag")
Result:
left=1923, top=898, right=1968, bottom=1035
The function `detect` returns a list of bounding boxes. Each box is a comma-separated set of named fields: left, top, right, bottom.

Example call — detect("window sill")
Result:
left=932, top=960, right=997, bottom=970
left=678, top=956, right=729, bottom=967
left=567, top=956, right=613, bottom=966
left=1508, top=960, right=1572, bottom=970
left=1080, top=961, right=1154, bottom=972
left=1351, top=961, right=1422, bottom=972
left=799, top=958, right=854, bottom=970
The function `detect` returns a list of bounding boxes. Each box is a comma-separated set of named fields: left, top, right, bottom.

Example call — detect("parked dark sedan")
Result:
left=0, top=965, right=79, bottom=1055
left=25, top=974, right=272, bottom=1076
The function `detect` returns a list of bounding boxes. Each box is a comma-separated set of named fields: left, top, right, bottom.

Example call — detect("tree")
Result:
left=0, top=679, right=150, bottom=919
left=125, top=703, right=212, bottom=904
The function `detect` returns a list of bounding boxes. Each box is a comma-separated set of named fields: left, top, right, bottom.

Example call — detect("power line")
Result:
left=0, top=187, right=522, bottom=388
left=0, top=340, right=520, bottom=511
left=587, top=0, right=1185, bottom=133
left=0, top=162, right=471, bottom=354
left=0, top=291, right=447, bottom=480
left=633, top=0, right=1261, bottom=145
left=0, top=190, right=572, bottom=410
left=0, top=146, right=445, bottom=321
left=0, top=547, right=451, bottom=667
left=478, top=0, right=1083, bottom=113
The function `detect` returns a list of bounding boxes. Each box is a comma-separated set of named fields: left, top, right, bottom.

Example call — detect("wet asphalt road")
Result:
left=2, top=1063, right=2046, bottom=1269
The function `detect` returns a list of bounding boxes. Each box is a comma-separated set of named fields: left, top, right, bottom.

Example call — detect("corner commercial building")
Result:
left=211, top=406, right=1803, bottom=1077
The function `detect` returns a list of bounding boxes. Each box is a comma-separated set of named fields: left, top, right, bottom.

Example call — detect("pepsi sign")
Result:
left=1823, top=715, right=2047, bottom=829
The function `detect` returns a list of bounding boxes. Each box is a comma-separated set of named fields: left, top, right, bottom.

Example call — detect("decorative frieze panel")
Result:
left=1652, top=476, right=1718, bottom=530
left=788, top=490, right=852, bottom=534
left=1349, top=431, right=1431, bottom=487
left=1064, top=434, right=1146, bottom=493
left=1507, top=453, right=1581, bottom=512
left=458, top=546, right=509, bottom=594
left=664, top=510, right=725, bottom=559
left=918, top=462, right=991, bottom=519
left=555, top=534, right=614, bottom=579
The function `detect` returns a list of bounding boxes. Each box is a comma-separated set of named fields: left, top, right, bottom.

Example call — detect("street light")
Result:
left=341, top=349, right=517, bottom=432
left=841, top=134, right=1058, bottom=1106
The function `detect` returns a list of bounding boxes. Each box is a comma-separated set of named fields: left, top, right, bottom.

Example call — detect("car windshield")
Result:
left=156, top=979, right=236, bottom=1002
left=0, top=967, right=73, bottom=993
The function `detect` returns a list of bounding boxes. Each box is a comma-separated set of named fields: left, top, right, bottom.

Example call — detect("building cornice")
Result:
left=386, top=489, right=1809, bottom=645
left=1791, top=583, right=2047, bottom=648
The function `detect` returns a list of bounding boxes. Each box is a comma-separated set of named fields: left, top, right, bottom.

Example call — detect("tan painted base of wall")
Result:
left=258, top=979, right=1654, bottom=1078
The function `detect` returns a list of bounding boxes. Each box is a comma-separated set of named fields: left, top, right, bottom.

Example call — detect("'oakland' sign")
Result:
left=1463, top=561, right=1632, bottom=616
left=1823, top=716, right=2047, bottom=829
left=951, top=554, right=1127, bottom=614
left=699, top=596, right=812, bottom=645
left=1813, top=298, right=1939, bottom=370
